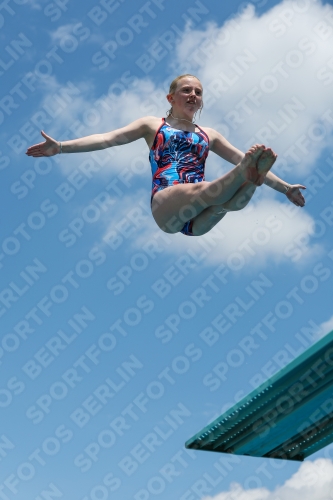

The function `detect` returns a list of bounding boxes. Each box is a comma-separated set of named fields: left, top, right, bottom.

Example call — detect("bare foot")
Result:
left=255, top=148, right=277, bottom=186
left=239, top=144, right=266, bottom=183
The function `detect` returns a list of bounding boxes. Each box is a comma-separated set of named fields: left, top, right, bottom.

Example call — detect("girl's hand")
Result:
left=286, top=184, right=306, bottom=207
left=25, top=131, right=60, bottom=157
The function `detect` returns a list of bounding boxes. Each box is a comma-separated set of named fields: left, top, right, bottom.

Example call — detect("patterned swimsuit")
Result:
left=149, top=118, right=209, bottom=236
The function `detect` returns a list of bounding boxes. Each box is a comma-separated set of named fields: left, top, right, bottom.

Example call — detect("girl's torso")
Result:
left=148, top=117, right=210, bottom=197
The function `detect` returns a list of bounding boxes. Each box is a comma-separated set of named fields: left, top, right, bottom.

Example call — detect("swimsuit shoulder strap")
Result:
left=150, top=118, right=166, bottom=150
left=195, top=124, right=210, bottom=144
left=158, top=117, right=168, bottom=133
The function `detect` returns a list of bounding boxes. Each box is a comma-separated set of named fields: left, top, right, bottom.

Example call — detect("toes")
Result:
left=251, top=145, right=265, bottom=160
left=259, top=148, right=276, bottom=160
left=249, top=144, right=265, bottom=150
left=262, top=148, right=272, bottom=155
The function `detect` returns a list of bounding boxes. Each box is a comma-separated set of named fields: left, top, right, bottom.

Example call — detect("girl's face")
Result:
left=168, top=77, right=203, bottom=115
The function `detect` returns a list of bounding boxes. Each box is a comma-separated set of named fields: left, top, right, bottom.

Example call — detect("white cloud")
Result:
left=171, top=0, right=333, bottom=176
left=49, top=24, right=78, bottom=44
left=130, top=196, right=322, bottom=268
left=26, top=0, right=41, bottom=9
left=49, top=23, right=104, bottom=46
left=317, top=314, right=333, bottom=338
left=37, top=77, right=157, bottom=179
left=202, top=459, right=333, bottom=500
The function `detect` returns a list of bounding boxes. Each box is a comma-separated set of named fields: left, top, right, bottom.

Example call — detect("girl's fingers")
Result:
left=41, top=130, right=51, bottom=139
left=27, top=144, right=44, bottom=151
left=26, top=134, right=54, bottom=152
left=27, top=147, right=40, bottom=152
left=287, top=188, right=305, bottom=206
left=26, top=151, right=46, bottom=157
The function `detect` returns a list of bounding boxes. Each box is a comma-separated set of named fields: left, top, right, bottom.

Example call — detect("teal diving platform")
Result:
left=186, top=329, right=333, bottom=461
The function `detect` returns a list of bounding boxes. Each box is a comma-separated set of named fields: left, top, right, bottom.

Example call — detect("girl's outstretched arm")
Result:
left=25, top=117, right=150, bottom=157
left=207, top=129, right=306, bottom=207
left=264, top=171, right=306, bottom=207
left=207, top=128, right=244, bottom=164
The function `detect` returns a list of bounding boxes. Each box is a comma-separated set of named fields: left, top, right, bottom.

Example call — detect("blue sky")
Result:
left=1, top=0, right=333, bottom=499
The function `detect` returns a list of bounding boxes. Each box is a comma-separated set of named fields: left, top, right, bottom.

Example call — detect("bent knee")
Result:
left=153, top=217, right=180, bottom=234
left=224, top=205, right=243, bottom=212
left=222, top=198, right=247, bottom=211
left=151, top=213, right=183, bottom=234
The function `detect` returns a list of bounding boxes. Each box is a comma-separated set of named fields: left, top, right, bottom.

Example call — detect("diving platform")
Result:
left=185, top=329, right=333, bottom=461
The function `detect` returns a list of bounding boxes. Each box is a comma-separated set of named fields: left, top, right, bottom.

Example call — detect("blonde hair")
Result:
left=166, top=74, right=204, bottom=119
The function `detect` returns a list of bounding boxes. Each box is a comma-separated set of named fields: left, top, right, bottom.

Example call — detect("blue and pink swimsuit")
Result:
left=149, top=118, right=210, bottom=236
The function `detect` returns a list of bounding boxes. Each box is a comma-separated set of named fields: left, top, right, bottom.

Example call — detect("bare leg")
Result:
left=152, top=144, right=266, bottom=233
left=191, top=182, right=256, bottom=236
left=191, top=149, right=278, bottom=236
left=255, top=148, right=278, bottom=186
left=222, top=182, right=257, bottom=211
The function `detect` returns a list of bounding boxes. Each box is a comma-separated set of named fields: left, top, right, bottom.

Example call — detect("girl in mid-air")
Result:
left=26, top=74, right=306, bottom=236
